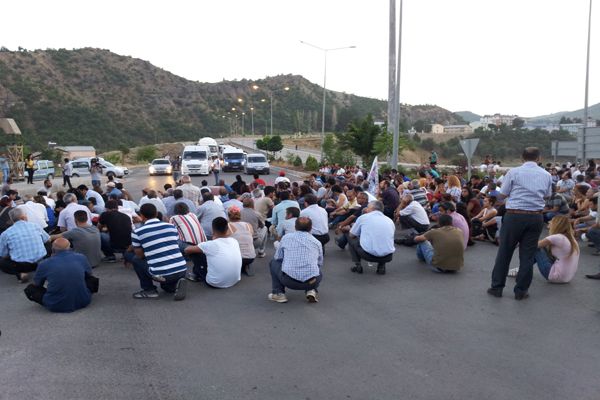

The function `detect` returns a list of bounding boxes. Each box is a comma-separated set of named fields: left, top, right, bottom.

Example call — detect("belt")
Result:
left=506, top=209, right=542, bottom=215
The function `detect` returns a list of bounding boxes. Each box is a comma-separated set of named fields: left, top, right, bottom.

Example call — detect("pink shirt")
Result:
left=546, top=234, right=579, bottom=283
left=449, top=212, right=469, bottom=250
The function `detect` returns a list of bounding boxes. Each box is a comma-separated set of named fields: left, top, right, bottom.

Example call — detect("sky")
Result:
left=1, top=0, right=598, bottom=117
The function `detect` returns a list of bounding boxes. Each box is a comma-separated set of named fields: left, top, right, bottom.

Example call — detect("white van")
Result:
left=222, top=147, right=247, bottom=172
left=198, top=137, right=219, bottom=159
left=245, top=153, right=270, bottom=175
left=181, top=145, right=210, bottom=176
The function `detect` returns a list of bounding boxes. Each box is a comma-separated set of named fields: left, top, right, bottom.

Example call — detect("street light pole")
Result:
left=300, top=41, right=356, bottom=162
left=242, top=112, right=245, bottom=136
left=250, top=107, right=255, bottom=136
left=270, top=91, right=273, bottom=136
left=581, top=0, right=593, bottom=163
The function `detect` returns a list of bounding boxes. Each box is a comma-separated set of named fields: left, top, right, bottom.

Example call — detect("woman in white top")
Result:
left=533, top=215, right=579, bottom=283
left=445, top=175, right=462, bottom=203
left=227, top=206, right=256, bottom=276
left=471, top=196, right=498, bottom=241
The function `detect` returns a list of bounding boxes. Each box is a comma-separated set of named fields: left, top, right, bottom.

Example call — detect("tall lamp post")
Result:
left=300, top=40, right=356, bottom=162
left=253, top=85, right=289, bottom=136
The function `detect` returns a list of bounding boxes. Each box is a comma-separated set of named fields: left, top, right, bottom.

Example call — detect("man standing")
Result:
left=0, top=208, right=50, bottom=282
left=268, top=217, right=322, bottom=303
left=211, top=156, right=221, bottom=186
left=0, top=153, right=10, bottom=184
left=488, top=147, right=552, bottom=300
left=61, top=158, right=73, bottom=189
left=125, top=204, right=188, bottom=300
left=24, top=238, right=95, bottom=313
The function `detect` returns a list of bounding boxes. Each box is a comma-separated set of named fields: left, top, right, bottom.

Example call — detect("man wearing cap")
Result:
left=274, top=170, right=291, bottom=185
left=106, top=181, right=122, bottom=198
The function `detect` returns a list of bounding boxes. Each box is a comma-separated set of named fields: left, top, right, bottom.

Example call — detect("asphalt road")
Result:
left=1, top=169, right=600, bottom=400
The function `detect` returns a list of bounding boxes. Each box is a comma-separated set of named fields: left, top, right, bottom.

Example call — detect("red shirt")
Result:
left=253, top=178, right=267, bottom=186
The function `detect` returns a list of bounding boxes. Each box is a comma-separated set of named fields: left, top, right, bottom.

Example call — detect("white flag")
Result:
left=368, top=156, right=379, bottom=196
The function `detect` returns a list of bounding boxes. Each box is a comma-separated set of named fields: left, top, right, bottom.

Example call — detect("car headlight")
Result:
left=149, top=167, right=155, bottom=173
left=166, top=166, right=172, bottom=172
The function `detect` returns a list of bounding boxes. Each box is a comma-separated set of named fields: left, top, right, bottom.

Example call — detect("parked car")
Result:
left=148, top=158, right=173, bottom=176
left=71, top=157, right=129, bottom=178
left=33, top=160, right=55, bottom=181
left=244, top=153, right=270, bottom=175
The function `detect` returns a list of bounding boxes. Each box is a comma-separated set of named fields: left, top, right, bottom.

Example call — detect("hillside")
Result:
left=455, top=110, right=480, bottom=123
left=528, top=102, right=600, bottom=123
left=0, top=48, right=464, bottom=151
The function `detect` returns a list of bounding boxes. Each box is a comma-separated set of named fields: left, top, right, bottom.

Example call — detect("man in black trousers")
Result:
left=487, top=147, right=553, bottom=300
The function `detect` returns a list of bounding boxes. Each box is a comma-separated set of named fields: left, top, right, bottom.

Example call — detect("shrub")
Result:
left=136, top=145, right=157, bottom=162
left=104, top=153, right=122, bottom=164
left=305, top=155, right=319, bottom=171
left=293, top=155, right=303, bottom=167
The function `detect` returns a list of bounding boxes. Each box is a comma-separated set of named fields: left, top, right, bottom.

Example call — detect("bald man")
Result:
left=24, top=237, right=97, bottom=313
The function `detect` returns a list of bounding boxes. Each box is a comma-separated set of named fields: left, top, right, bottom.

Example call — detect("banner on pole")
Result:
left=368, top=156, right=379, bottom=196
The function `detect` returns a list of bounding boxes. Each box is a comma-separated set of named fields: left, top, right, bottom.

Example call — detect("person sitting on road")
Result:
left=52, top=210, right=103, bottom=268
left=78, top=185, right=105, bottom=213
left=223, top=191, right=243, bottom=212
left=169, top=202, right=206, bottom=252
left=184, top=217, right=242, bottom=288
left=57, top=193, right=92, bottom=232
left=438, top=202, right=469, bottom=250
left=196, top=191, right=226, bottom=240
left=276, top=207, right=299, bottom=241
left=414, top=214, right=464, bottom=273
left=347, top=200, right=395, bottom=275
left=165, top=188, right=197, bottom=218
left=24, top=238, right=97, bottom=313
left=274, top=170, right=291, bottom=185
left=396, top=193, right=430, bottom=233
left=98, top=200, right=132, bottom=262
left=300, top=193, right=330, bottom=252
left=0, top=207, right=50, bottom=283
left=335, top=190, right=369, bottom=250
left=542, top=185, right=569, bottom=223
left=139, top=189, right=167, bottom=216
left=179, top=175, right=201, bottom=205
left=231, top=175, right=249, bottom=195
left=227, top=206, right=256, bottom=276
left=471, top=196, right=498, bottom=242
left=240, top=198, right=267, bottom=258
left=268, top=216, right=322, bottom=303
left=379, top=179, right=400, bottom=220
left=271, top=190, right=300, bottom=233
left=124, top=204, right=188, bottom=300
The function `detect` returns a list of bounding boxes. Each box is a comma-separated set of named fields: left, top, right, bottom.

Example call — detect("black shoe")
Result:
left=173, top=278, right=187, bottom=301
left=351, top=264, right=363, bottom=274
left=514, top=291, right=529, bottom=301
left=243, top=264, right=255, bottom=277
left=585, top=272, right=600, bottom=280
left=376, top=264, right=386, bottom=275
left=487, top=287, right=502, bottom=298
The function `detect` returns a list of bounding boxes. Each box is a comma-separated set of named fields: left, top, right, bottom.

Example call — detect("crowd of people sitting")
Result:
left=0, top=150, right=597, bottom=313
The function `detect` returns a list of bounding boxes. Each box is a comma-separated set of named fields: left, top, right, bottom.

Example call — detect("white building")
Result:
left=480, top=113, right=519, bottom=126
left=430, top=123, right=444, bottom=134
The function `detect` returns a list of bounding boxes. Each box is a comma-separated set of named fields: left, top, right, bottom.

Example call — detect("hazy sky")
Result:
left=1, top=0, right=598, bottom=117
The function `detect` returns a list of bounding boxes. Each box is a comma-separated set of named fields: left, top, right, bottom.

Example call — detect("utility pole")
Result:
left=581, top=0, right=593, bottom=163
left=388, top=0, right=397, bottom=140
left=391, top=0, right=403, bottom=169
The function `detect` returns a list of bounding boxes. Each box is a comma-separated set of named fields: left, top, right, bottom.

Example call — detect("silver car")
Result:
left=149, top=159, right=173, bottom=176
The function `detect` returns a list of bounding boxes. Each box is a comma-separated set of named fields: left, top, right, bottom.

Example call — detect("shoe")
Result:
left=487, top=288, right=502, bottom=298
left=514, top=291, right=529, bottom=301
left=306, top=289, right=319, bottom=303
left=351, top=264, right=363, bottom=274
left=132, top=289, right=159, bottom=299
left=243, top=264, right=255, bottom=277
left=335, top=239, right=345, bottom=250
left=257, top=252, right=266, bottom=258
left=268, top=293, right=288, bottom=303
left=585, top=272, right=600, bottom=279
left=186, top=272, right=199, bottom=282
left=16, top=273, right=29, bottom=284
left=101, top=256, right=117, bottom=263
left=173, top=278, right=187, bottom=301
left=507, top=267, right=519, bottom=277
left=376, top=264, right=386, bottom=275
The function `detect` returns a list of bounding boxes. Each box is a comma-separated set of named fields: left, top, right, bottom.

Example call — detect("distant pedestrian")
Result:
left=25, top=154, right=35, bottom=184
left=211, top=156, right=221, bottom=186
left=487, top=147, right=552, bottom=301
left=62, top=158, right=73, bottom=189
left=0, top=153, right=10, bottom=184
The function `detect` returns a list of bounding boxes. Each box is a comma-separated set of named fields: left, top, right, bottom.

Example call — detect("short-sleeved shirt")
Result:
left=199, top=237, right=242, bottom=288
left=254, top=197, right=274, bottom=222
left=58, top=203, right=92, bottom=231
left=170, top=213, right=206, bottom=245
left=98, top=210, right=132, bottom=249
left=381, top=187, right=400, bottom=211
left=423, top=226, right=464, bottom=270
left=350, top=210, right=395, bottom=257
left=131, top=219, right=186, bottom=276
left=545, top=194, right=569, bottom=214
left=546, top=234, right=579, bottom=283
left=0, top=220, right=49, bottom=263
left=62, top=225, right=103, bottom=267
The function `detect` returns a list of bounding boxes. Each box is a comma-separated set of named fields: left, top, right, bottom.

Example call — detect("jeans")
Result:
left=2, top=167, right=9, bottom=183
left=269, top=258, right=321, bottom=294
left=213, top=171, right=220, bottom=185
left=533, top=248, right=553, bottom=280
left=63, top=174, right=72, bottom=189
left=587, top=227, right=600, bottom=249
left=100, top=232, right=125, bottom=257
left=543, top=212, right=558, bottom=223
left=124, top=251, right=185, bottom=292
left=491, top=213, right=544, bottom=294
left=416, top=241, right=434, bottom=264
left=336, top=232, right=349, bottom=249
left=0, top=258, right=38, bottom=276
left=313, top=233, right=330, bottom=254
left=399, top=215, right=429, bottom=233
left=26, top=168, right=34, bottom=184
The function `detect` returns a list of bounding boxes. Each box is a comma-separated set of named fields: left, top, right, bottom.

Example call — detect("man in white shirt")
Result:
left=138, top=189, right=167, bottom=216
left=19, top=196, right=48, bottom=229
left=78, top=185, right=105, bottom=213
left=179, top=175, right=201, bottom=205
left=57, top=193, right=92, bottom=232
left=274, top=170, right=291, bottom=185
left=348, top=200, right=395, bottom=275
left=299, top=193, right=330, bottom=251
left=185, top=217, right=241, bottom=288
left=396, top=194, right=430, bottom=233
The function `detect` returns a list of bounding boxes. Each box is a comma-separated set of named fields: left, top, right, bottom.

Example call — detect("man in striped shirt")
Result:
left=169, top=202, right=207, bottom=248
left=125, top=204, right=188, bottom=300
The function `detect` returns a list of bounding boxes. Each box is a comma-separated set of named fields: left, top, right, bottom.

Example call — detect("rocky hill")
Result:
left=0, top=48, right=465, bottom=150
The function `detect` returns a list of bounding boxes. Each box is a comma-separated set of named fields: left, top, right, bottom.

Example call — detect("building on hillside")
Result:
left=480, top=113, right=518, bottom=126
left=469, top=121, right=486, bottom=130
left=443, top=124, right=473, bottom=135
left=430, top=124, right=444, bottom=134
left=56, top=146, right=96, bottom=160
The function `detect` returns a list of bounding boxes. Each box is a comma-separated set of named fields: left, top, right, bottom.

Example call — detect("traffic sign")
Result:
left=459, top=138, right=479, bottom=180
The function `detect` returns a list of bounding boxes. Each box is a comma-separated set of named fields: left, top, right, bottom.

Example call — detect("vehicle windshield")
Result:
left=183, top=151, right=207, bottom=161
left=224, top=153, right=245, bottom=160
left=152, top=159, right=170, bottom=165
left=209, top=145, right=218, bottom=153
left=102, top=161, right=115, bottom=168
left=248, top=156, right=266, bottom=163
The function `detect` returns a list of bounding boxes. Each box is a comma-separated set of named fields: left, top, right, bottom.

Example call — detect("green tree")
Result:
left=421, top=138, right=435, bottom=151
left=293, top=155, right=303, bottom=167
left=305, top=155, right=319, bottom=171
left=335, top=114, right=382, bottom=166
left=136, top=145, right=158, bottom=162
left=266, top=135, right=283, bottom=153
left=373, top=131, right=410, bottom=161
left=512, top=118, right=525, bottom=128
left=119, top=144, right=130, bottom=163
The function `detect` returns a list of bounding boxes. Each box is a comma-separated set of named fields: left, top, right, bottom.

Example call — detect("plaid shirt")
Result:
left=274, top=231, right=322, bottom=282
left=0, top=220, right=49, bottom=263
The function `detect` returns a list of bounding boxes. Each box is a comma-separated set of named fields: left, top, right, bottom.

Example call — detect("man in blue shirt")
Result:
left=0, top=208, right=49, bottom=283
left=24, top=238, right=95, bottom=313
left=0, top=153, right=10, bottom=184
